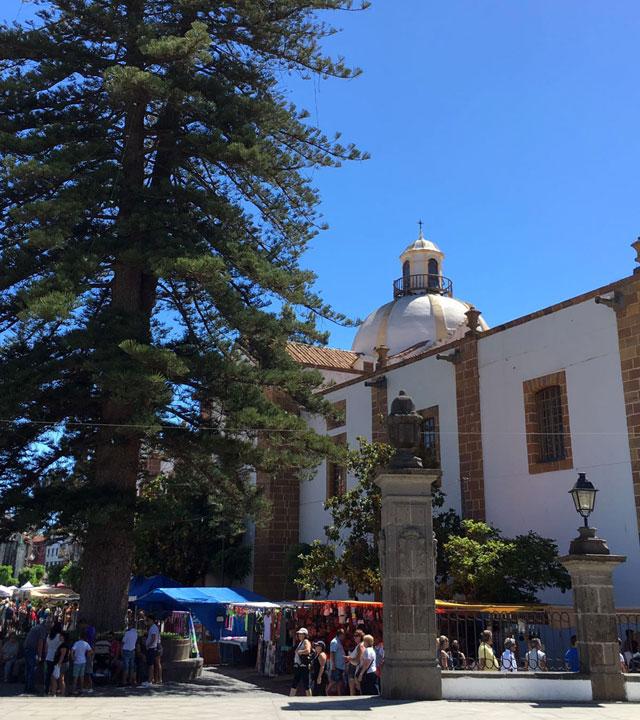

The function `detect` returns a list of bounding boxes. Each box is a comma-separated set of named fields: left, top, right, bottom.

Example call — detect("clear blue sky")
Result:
left=4, top=1, right=640, bottom=350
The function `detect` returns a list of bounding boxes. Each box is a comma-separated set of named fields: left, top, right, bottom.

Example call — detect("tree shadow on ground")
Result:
left=283, top=697, right=421, bottom=712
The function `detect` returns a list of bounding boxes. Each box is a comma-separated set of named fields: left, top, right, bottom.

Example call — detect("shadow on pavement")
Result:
left=0, top=665, right=292, bottom=698
left=283, top=697, right=419, bottom=712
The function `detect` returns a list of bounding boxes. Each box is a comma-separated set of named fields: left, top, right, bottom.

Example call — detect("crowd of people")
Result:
left=1, top=598, right=80, bottom=634
left=289, top=627, right=382, bottom=697
left=437, top=629, right=640, bottom=673
left=0, top=598, right=166, bottom=696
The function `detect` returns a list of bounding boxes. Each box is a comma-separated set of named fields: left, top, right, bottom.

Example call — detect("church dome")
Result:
left=351, top=228, right=488, bottom=360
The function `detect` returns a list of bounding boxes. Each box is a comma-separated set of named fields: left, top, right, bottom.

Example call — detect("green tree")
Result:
left=132, top=465, right=268, bottom=585
left=18, top=567, right=36, bottom=586
left=0, top=565, right=18, bottom=586
left=295, top=437, right=456, bottom=599
left=32, top=564, right=46, bottom=584
left=0, top=1, right=367, bottom=629
left=295, top=437, right=392, bottom=598
left=47, top=563, right=63, bottom=586
left=443, top=520, right=571, bottom=603
left=60, top=562, right=83, bottom=592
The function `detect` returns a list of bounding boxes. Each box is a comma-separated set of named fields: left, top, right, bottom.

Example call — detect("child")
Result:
left=71, top=629, right=93, bottom=695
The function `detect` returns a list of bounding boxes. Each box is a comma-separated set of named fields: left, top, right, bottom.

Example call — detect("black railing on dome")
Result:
left=393, top=273, right=453, bottom=298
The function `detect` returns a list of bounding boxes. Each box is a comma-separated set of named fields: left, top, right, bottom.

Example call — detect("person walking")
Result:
left=500, top=637, right=518, bottom=672
left=289, top=628, right=312, bottom=697
left=121, top=622, right=138, bottom=686
left=311, top=640, right=328, bottom=696
left=23, top=619, right=48, bottom=693
left=356, top=634, right=379, bottom=696
left=141, top=615, right=159, bottom=687
left=564, top=635, right=579, bottom=672
left=449, top=639, right=467, bottom=670
left=477, top=630, right=498, bottom=671
left=524, top=638, right=547, bottom=671
left=1, top=632, right=19, bottom=682
left=50, top=631, right=70, bottom=697
left=77, top=618, right=96, bottom=693
left=327, top=628, right=346, bottom=695
left=71, top=628, right=93, bottom=696
left=437, top=636, right=451, bottom=669
left=44, top=621, right=64, bottom=694
left=345, top=630, right=365, bottom=695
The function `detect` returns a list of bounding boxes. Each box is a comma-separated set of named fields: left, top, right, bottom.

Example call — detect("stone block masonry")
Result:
left=615, top=274, right=640, bottom=543
left=253, top=468, right=300, bottom=600
left=455, top=337, right=485, bottom=521
left=371, top=383, right=389, bottom=443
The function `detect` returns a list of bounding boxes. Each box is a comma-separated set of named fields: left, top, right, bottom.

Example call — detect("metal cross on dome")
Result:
left=418, top=219, right=424, bottom=237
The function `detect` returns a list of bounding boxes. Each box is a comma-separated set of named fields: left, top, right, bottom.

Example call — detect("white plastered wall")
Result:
left=478, top=299, right=640, bottom=607
left=384, top=354, right=461, bottom=514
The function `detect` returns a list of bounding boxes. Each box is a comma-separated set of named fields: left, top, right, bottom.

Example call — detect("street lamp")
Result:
left=569, top=472, right=598, bottom=527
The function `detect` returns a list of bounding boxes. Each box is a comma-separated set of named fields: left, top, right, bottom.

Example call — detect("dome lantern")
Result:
left=395, top=224, right=451, bottom=299
left=351, top=226, right=488, bottom=363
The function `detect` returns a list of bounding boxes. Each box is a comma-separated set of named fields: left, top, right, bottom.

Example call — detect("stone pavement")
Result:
left=2, top=692, right=638, bottom=719
left=1, top=667, right=637, bottom=720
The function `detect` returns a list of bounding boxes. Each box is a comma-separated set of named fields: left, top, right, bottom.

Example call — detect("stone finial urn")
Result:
left=387, top=390, right=423, bottom=469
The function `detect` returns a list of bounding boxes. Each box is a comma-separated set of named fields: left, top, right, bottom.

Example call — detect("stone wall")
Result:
left=455, top=337, right=486, bottom=521
left=371, top=382, right=388, bottom=443
left=615, top=274, right=640, bottom=543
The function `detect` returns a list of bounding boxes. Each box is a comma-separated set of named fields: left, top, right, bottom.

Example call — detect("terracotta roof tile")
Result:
left=286, top=342, right=360, bottom=371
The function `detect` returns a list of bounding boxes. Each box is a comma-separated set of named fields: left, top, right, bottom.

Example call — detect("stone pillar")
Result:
left=375, top=390, right=442, bottom=700
left=559, top=527, right=626, bottom=702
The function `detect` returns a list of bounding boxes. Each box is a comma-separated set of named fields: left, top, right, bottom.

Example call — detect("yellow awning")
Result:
left=29, top=586, right=79, bottom=600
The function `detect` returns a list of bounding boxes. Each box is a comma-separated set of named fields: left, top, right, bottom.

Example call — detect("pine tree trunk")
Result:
left=79, top=66, right=157, bottom=628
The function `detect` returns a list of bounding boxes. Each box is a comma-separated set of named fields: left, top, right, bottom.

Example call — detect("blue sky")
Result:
left=4, top=1, right=640, bottom=350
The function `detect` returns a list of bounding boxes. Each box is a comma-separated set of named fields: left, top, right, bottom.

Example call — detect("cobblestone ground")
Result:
left=1, top=667, right=638, bottom=719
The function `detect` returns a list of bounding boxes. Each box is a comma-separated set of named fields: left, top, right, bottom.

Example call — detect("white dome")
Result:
left=351, top=294, right=487, bottom=359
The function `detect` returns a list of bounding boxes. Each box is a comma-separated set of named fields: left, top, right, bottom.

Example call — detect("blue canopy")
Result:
left=135, top=586, right=270, bottom=640
left=129, top=575, right=181, bottom=601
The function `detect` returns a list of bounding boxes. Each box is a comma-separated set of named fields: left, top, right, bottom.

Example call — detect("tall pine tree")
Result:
left=0, top=0, right=367, bottom=630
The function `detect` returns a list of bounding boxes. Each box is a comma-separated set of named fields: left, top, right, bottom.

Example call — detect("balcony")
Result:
left=393, top=273, right=453, bottom=298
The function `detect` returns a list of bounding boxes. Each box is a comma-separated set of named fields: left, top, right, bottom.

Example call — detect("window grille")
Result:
left=536, top=385, right=566, bottom=462
left=329, top=462, right=346, bottom=498
left=421, top=416, right=437, bottom=460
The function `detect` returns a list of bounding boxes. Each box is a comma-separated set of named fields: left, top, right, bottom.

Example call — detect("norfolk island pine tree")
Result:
left=0, top=0, right=368, bottom=630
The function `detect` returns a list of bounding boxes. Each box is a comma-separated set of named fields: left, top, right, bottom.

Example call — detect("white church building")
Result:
left=251, top=232, right=640, bottom=609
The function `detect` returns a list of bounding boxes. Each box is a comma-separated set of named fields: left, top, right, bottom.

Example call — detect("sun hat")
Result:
left=296, top=627, right=308, bottom=635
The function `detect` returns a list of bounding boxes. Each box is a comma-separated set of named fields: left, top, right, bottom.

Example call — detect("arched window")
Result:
left=428, top=257, right=439, bottom=288
left=402, top=260, right=410, bottom=290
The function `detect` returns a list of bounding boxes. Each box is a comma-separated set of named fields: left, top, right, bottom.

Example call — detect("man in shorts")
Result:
left=78, top=618, right=96, bottom=693
left=141, top=615, right=159, bottom=687
left=121, top=622, right=138, bottom=686
left=328, top=628, right=346, bottom=695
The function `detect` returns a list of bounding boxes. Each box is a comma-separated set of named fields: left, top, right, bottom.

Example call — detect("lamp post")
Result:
left=569, top=472, right=598, bottom=528
left=559, top=473, right=627, bottom=701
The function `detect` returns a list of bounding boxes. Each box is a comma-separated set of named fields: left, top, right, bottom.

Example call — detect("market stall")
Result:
left=135, top=586, right=271, bottom=641
left=128, top=574, right=180, bottom=602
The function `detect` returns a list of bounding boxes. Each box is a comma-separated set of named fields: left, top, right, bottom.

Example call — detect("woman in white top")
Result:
left=356, top=634, right=379, bottom=695
left=345, top=630, right=365, bottom=696
left=524, top=638, right=547, bottom=671
left=44, top=622, right=64, bottom=694
left=289, top=628, right=312, bottom=697
left=500, top=637, right=518, bottom=672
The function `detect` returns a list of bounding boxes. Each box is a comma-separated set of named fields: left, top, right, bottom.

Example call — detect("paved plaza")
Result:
left=1, top=668, right=637, bottom=719
left=2, top=692, right=638, bottom=720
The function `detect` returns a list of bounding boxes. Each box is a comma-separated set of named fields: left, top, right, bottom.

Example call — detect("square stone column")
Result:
left=559, top=549, right=626, bottom=702
left=375, top=467, right=442, bottom=700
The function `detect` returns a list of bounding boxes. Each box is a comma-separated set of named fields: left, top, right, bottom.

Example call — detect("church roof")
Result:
left=286, top=342, right=360, bottom=371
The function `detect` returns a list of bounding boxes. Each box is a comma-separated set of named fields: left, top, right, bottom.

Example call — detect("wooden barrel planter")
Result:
left=160, top=636, right=191, bottom=663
